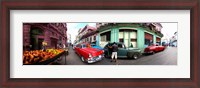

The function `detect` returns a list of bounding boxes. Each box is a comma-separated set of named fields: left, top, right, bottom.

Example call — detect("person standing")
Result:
left=42, top=40, right=47, bottom=51
left=57, top=43, right=62, bottom=49
left=111, top=42, right=118, bottom=64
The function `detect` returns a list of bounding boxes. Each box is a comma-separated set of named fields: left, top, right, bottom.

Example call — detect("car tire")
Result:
left=81, top=56, right=84, bottom=62
left=152, top=51, right=155, bottom=54
left=133, top=53, right=139, bottom=59
left=104, top=51, right=109, bottom=58
left=104, top=53, right=108, bottom=58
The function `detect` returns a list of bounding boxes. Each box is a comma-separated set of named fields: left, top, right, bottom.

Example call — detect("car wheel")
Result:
left=133, top=53, right=139, bottom=59
left=152, top=51, right=155, bottom=54
left=81, top=56, right=84, bottom=62
left=104, top=51, right=109, bottom=58
left=104, top=54, right=108, bottom=58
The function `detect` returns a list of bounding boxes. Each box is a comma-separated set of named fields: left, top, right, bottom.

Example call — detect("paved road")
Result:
left=56, top=46, right=177, bottom=65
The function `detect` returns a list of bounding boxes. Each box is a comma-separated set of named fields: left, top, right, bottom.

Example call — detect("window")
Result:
left=100, top=35, right=106, bottom=41
left=82, top=44, right=86, bottom=48
left=119, top=30, right=137, bottom=48
left=90, top=37, right=92, bottom=41
left=100, top=31, right=111, bottom=41
left=91, top=44, right=95, bottom=47
left=77, top=44, right=81, bottom=48
left=145, top=39, right=153, bottom=46
left=94, top=36, right=96, bottom=40
left=119, top=39, right=124, bottom=43
left=119, top=32, right=123, bottom=38
left=119, top=32, right=124, bottom=43
left=131, top=39, right=137, bottom=42
left=52, top=32, right=54, bottom=35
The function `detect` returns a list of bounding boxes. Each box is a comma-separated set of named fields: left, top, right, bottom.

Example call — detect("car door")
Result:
left=75, top=44, right=81, bottom=55
left=117, top=43, right=128, bottom=57
left=74, top=44, right=78, bottom=52
left=105, top=43, right=112, bottom=56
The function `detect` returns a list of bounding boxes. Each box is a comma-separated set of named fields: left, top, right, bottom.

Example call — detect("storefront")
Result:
left=144, top=32, right=153, bottom=46
left=156, top=37, right=161, bottom=45
left=23, top=23, right=67, bottom=51
left=97, top=23, right=163, bottom=52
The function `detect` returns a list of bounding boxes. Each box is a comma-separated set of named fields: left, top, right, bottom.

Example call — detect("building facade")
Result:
left=170, top=32, right=177, bottom=47
left=23, top=23, right=67, bottom=51
left=67, top=33, right=72, bottom=46
left=96, top=23, right=163, bottom=51
left=76, top=25, right=97, bottom=44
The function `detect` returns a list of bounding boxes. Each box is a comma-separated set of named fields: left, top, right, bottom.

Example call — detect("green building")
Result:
left=96, top=23, right=163, bottom=52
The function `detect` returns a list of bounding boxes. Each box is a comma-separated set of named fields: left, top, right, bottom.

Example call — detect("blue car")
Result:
left=90, top=44, right=104, bottom=50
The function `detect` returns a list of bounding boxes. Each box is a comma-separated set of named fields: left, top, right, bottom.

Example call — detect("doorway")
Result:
left=38, top=38, right=44, bottom=50
left=119, top=29, right=137, bottom=48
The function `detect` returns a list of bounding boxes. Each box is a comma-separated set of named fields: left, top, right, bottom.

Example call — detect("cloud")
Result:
left=66, top=23, right=97, bottom=43
left=161, top=23, right=178, bottom=42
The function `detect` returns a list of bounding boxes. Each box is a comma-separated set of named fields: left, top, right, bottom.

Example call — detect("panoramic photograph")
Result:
left=23, top=23, right=177, bottom=65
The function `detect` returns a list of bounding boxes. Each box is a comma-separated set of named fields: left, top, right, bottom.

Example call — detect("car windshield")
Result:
left=91, top=44, right=96, bottom=47
left=82, top=44, right=87, bottom=48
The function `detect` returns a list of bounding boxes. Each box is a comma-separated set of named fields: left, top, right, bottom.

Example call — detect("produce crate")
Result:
left=24, top=51, right=66, bottom=65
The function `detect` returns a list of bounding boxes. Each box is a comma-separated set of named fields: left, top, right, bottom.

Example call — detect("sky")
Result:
left=160, top=23, right=178, bottom=42
left=67, top=23, right=178, bottom=43
left=67, top=23, right=96, bottom=43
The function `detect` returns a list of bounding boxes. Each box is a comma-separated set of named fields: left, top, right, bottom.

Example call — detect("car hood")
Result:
left=81, top=48, right=103, bottom=56
left=145, top=46, right=157, bottom=50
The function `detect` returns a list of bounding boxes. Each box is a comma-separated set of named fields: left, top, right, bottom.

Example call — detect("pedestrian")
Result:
left=42, top=40, right=47, bottom=51
left=111, top=42, right=118, bottom=64
left=87, top=43, right=91, bottom=48
left=63, top=44, right=66, bottom=49
left=57, top=43, right=61, bottom=49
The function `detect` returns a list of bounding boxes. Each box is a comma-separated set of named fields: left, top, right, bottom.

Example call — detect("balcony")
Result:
left=98, top=23, right=141, bottom=31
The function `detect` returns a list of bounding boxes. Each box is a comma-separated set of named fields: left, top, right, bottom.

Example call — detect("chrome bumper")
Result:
left=87, top=55, right=104, bottom=63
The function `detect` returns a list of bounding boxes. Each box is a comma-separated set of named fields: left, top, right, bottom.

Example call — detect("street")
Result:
left=55, top=46, right=177, bottom=65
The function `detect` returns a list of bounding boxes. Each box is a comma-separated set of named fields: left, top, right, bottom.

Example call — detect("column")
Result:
left=113, top=28, right=119, bottom=42
left=96, top=33, right=100, bottom=46
left=137, top=28, right=145, bottom=51
left=153, top=34, right=156, bottom=44
left=111, top=28, right=114, bottom=42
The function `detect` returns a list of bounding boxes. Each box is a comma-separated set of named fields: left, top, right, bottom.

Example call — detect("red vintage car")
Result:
left=144, top=44, right=165, bottom=54
left=74, top=43, right=104, bottom=63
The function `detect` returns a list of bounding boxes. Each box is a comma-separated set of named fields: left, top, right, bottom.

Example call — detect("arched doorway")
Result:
left=30, top=27, right=44, bottom=50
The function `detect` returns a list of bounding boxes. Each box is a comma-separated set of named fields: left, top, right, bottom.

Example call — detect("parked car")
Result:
left=72, top=44, right=77, bottom=49
left=90, top=43, right=104, bottom=50
left=144, top=44, right=165, bottom=54
left=74, top=43, right=104, bottom=63
left=104, top=42, right=142, bottom=59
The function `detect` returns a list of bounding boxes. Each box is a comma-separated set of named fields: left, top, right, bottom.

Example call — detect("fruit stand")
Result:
left=23, top=49, right=67, bottom=65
